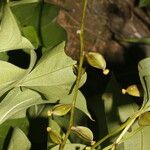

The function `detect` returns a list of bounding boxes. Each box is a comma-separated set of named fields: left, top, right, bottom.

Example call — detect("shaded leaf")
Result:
left=11, top=2, right=41, bottom=33
left=139, top=0, right=150, bottom=7
left=124, top=37, right=150, bottom=45
left=0, top=118, right=29, bottom=150
left=138, top=58, right=150, bottom=109
left=0, top=52, right=8, bottom=61
left=7, top=128, right=31, bottom=150
left=41, top=3, right=66, bottom=49
left=22, top=26, right=40, bottom=49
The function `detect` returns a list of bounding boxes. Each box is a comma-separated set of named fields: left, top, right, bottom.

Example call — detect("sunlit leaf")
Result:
left=0, top=5, right=34, bottom=52
left=0, top=88, right=47, bottom=124
left=0, top=61, right=26, bottom=95
left=60, top=90, right=92, bottom=119
left=20, top=42, right=77, bottom=100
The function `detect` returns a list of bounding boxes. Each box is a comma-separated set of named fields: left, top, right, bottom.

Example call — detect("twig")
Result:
left=59, top=0, right=88, bottom=149
left=91, top=118, right=131, bottom=150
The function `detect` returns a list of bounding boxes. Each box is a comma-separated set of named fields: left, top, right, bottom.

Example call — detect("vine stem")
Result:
left=91, top=117, right=132, bottom=150
left=91, top=111, right=142, bottom=150
left=59, top=0, right=88, bottom=150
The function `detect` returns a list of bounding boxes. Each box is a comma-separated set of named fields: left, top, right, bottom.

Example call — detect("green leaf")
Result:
left=138, top=58, right=150, bottom=109
left=51, top=143, right=86, bottom=150
left=10, top=0, right=40, bottom=6
left=117, top=125, right=150, bottom=150
left=41, top=3, right=66, bottom=49
left=0, top=52, right=8, bottom=61
left=139, top=0, right=150, bottom=7
left=103, top=75, right=150, bottom=150
left=20, top=42, right=77, bottom=100
left=60, top=90, right=92, bottom=119
left=11, top=2, right=41, bottom=33
left=0, top=88, right=47, bottom=124
left=22, top=26, right=40, bottom=49
left=0, top=61, right=26, bottom=96
left=7, top=128, right=31, bottom=150
left=124, top=38, right=150, bottom=44
left=0, top=5, right=34, bottom=52
left=0, top=118, right=29, bottom=150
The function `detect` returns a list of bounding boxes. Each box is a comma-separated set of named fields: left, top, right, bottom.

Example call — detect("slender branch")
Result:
left=91, top=118, right=131, bottom=150
left=91, top=111, right=142, bottom=150
left=59, top=0, right=88, bottom=149
left=110, top=111, right=142, bottom=150
left=102, top=126, right=142, bottom=150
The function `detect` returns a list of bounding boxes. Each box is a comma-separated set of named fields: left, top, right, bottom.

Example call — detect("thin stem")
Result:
left=91, top=118, right=131, bottom=150
left=59, top=0, right=88, bottom=150
left=103, top=126, right=143, bottom=150
left=91, top=111, right=142, bottom=150
left=111, top=111, right=142, bottom=150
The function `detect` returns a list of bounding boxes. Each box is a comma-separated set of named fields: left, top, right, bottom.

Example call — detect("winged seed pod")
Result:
left=47, top=127, right=62, bottom=144
left=71, top=126, right=94, bottom=142
left=85, top=52, right=109, bottom=75
left=138, top=112, right=150, bottom=126
left=52, top=104, right=72, bottom=116
left=122, top=84, right=142, bottom=97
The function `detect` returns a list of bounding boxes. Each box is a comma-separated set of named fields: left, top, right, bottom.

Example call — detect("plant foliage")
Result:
left=1, top=0, right=150, bottom=150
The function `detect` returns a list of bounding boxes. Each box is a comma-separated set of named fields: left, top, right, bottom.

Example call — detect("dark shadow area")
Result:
left=7, top=47, right=42, bottom=69
left=8, top=50, right=30, bottom=69
left=110, top=44, right=146, bottom=87
left=81, top=43, right=146, bottom=147
left=28, top=117, right=48, bottom=150
left=81, top=65, right=111, bottom=147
